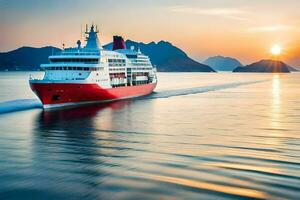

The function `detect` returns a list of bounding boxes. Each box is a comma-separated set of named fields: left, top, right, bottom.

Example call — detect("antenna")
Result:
left=80, top=24, right=83, bottom=41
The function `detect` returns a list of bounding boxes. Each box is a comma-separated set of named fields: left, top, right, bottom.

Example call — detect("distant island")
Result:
left=288, top=65, right=298, bottom=72
left=202, top=56, right=243, bottom=71
left=0, top=40, right=215, bottom=72
left=233, top=59, right=291, bottom=73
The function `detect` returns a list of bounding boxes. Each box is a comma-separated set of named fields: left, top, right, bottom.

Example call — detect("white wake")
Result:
left=145, top=80, right=266, bottom=99
left=0, top=99, right=42, bottom=114
left=0, top=80, right=266, bottom=114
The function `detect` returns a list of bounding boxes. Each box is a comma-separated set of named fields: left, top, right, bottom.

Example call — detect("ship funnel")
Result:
left=113, top=36, right=126, bottom=50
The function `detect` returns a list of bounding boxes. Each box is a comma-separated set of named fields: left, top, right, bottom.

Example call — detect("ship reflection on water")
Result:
left=37, top=101, right=131, bottom=125
left=30, top=101, right=138, bottom=199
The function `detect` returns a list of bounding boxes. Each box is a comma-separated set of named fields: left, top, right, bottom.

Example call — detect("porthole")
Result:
left=52, top=95, right=60, bottom=101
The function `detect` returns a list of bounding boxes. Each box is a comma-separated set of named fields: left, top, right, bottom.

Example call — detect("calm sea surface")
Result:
left=0, top=72, right=300, bottom=200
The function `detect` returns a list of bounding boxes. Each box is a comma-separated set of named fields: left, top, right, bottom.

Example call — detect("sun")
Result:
left=271, top=45, right=282, bottom=56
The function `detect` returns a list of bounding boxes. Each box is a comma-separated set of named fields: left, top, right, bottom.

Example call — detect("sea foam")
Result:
left=0, top=99, right=42, bottom=114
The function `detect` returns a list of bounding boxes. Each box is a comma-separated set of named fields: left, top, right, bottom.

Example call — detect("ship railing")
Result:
left=54, top=51, right=100, bottom=56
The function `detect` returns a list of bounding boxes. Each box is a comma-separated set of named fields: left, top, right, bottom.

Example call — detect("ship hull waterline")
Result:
left=30, top=82, right=157, bottom=109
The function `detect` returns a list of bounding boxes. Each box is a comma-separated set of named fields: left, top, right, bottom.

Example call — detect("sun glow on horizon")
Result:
left=271, top=45, right=282, bottom=56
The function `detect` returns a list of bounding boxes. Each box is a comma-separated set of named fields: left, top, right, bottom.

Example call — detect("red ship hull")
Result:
left=30, top=82, right=157, bottom=109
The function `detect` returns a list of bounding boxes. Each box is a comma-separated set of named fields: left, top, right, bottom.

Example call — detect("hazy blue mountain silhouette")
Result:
left=233, top=59, right=290, bottom=73
left=0, top=46, right=61, bottom=71
left=104, top=40, right=215, bottom=72
left=203, top=56, right=243, bottom=71
left=0, top=40, right=215, bottom=72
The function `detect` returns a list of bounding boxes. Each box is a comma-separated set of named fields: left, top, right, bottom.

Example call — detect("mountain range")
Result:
left=202, top=56, right=243, bottom=71
left=1, top=43, right=298, bottom=73
left=104, top=40, right=214, bottom=72
left=0, top=46, right=61, bottom=71
left=0, top=40, right=215, bottom=72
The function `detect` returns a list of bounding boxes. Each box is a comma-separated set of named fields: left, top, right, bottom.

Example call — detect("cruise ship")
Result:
left=29, top=25, right=157, bottom=109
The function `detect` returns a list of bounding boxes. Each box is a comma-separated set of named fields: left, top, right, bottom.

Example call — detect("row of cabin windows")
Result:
left=131, top=67, right=153, bottom=70
left=109, top=68, right=125, bottom=71
left=108, top=59, right=126, bottom=63
left=109, top=63, right=126, bottom=67
left=132, top=63, right=152, bottom=66
left=109, top=67, right=152, bottom=71
left=44, top=67, right=103, bottom=71
left=50, top=58, right=99, bottom=63
left=126, top=55, right=138, bottom=59
left=132, top=59, right=149, bottom=63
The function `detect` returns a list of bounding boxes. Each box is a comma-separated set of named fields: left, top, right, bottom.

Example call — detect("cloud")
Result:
left=246, top=25, right=295, bottom=32
left=167, top=5, right=250, bottom=21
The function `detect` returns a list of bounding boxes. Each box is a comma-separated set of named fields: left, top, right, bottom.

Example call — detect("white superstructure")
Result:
left=32, top=25, right=157, bottom=88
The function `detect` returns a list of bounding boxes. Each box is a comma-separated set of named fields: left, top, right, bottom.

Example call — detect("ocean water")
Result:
left=0, top=72, right=300, bottom=200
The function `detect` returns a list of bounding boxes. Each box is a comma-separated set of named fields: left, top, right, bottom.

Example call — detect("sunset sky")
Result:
left=1, top=0, right=300, bottom=66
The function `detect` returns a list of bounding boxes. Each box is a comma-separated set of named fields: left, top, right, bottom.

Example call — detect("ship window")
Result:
left=126, top=55, right=138, bottom=59
left=63, top=67, right=67, bottom=70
